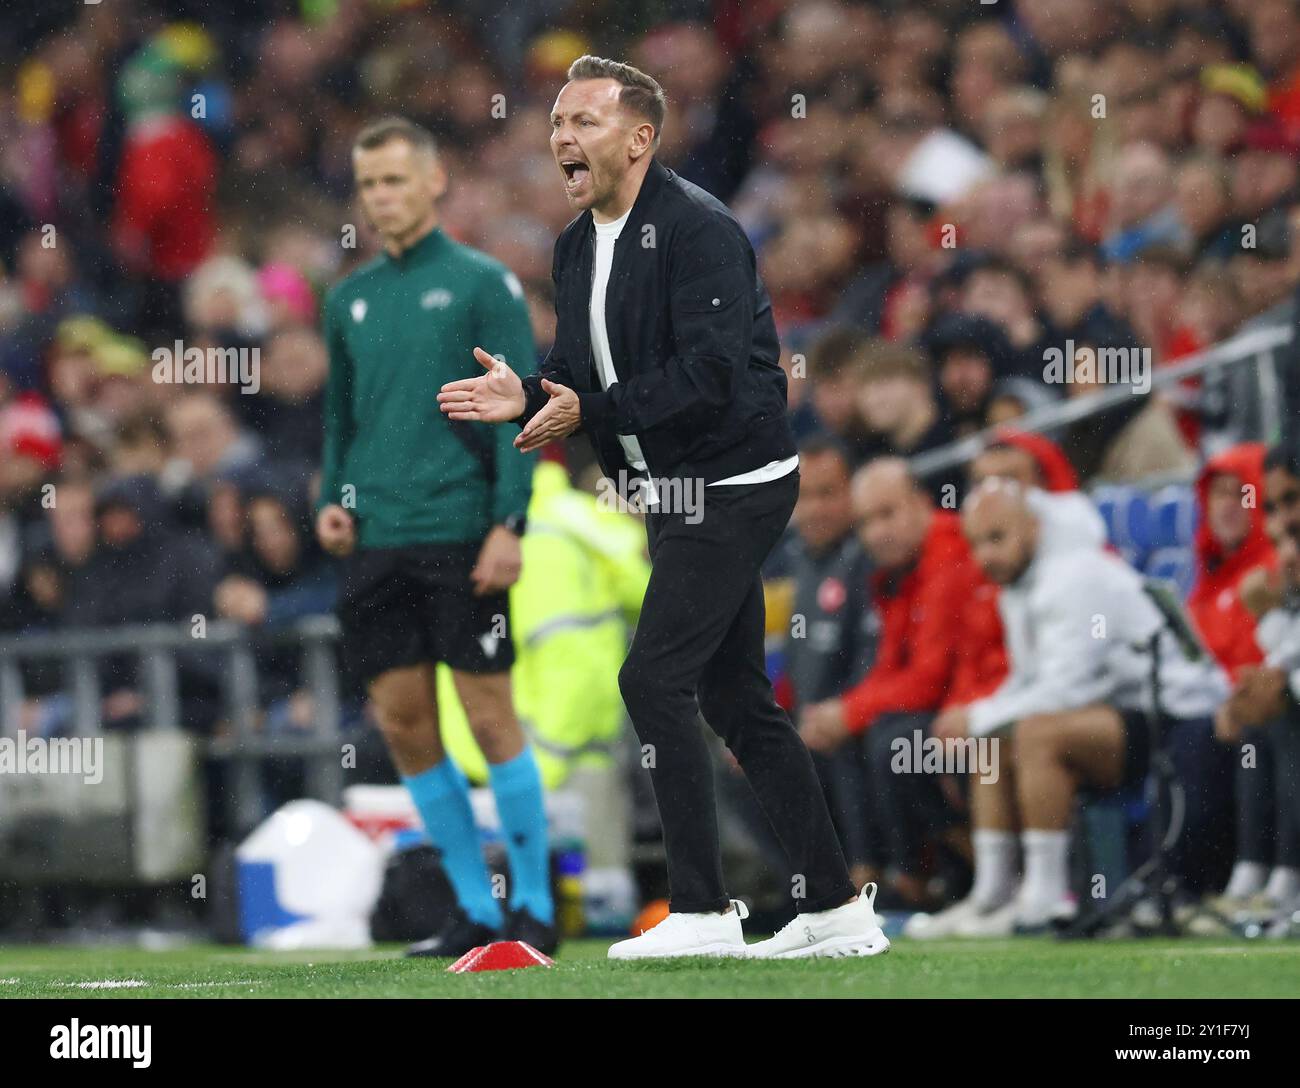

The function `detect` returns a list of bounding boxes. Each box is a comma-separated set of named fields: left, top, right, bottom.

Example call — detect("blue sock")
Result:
left=488, top=747, right=554, bottom=925
left=403, top=760, right=503, bottom=930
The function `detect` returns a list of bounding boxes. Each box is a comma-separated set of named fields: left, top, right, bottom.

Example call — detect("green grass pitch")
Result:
left=2, top=938, right=1298, bottom=998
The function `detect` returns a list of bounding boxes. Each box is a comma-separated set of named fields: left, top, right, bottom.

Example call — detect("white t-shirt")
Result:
left=589, top=208, right=798, bottom=496
left=590, top=207, right=649, bottom=476
left=709, top=454, right=799, bottom=486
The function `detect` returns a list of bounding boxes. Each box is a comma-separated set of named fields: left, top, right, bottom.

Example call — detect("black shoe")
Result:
left=404, top=914, right=499, bottom=958
left=507, top=908, right=560, bottom=956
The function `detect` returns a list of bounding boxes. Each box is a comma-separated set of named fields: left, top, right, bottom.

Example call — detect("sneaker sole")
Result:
left=757, top=927, right=891, bottom=960
left=607, top=941, right=749, bottom=961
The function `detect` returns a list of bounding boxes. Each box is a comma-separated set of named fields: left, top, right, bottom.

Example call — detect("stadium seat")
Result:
left=1146, top=485, right=1197, bottom=550
left=1144, top=547, right=1196, bottom=598
left=1092, top=485, right=1151, bottom=556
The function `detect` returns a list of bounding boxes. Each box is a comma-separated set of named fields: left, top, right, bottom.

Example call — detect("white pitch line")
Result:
left=1148, top=945, right=1300, bottom=955
left=52, top=978, right=263, bottom=991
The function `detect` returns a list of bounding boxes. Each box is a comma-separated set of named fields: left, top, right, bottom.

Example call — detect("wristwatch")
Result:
left=501, top=513, right=527, bottom=536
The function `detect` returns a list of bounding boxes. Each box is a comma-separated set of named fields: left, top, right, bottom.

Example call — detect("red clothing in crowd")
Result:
left=841, top=510, right=981, bottom=732
left=1268, top=65, right=1300, bottom=147
left=1188, top=443, right=1276, bottom=679
left=995, top=428, right=1080, bottom=491
left=944, top=577, right=1008, bottom=707
left=111, top=116, right=217, bottom=282
left=1161, top=325, right=1206, bottom=449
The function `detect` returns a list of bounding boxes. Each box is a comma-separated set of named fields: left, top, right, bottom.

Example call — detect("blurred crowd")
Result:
left=764, top=430, right=1300, bottom=934
left=2, top=0, right=1300, bottom=926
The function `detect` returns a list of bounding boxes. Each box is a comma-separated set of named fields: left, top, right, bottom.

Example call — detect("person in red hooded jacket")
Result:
left=1190, top=444, right=1276, bottom=677
left=1190, top=442, right=1282, bottom=909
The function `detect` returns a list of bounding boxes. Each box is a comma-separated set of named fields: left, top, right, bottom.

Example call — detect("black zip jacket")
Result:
left=516, top=159, right=796, bottom=491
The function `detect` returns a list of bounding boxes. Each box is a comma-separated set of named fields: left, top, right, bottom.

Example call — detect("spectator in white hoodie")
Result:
left=907, top=478, right=1103, bottom=937
left=921, top=480, right=1226, bottom=935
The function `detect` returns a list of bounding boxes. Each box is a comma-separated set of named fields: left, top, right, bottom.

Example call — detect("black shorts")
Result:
left=338, top=543, right=514, bottom=686
left=1119, top=707, right=1156, bottom=788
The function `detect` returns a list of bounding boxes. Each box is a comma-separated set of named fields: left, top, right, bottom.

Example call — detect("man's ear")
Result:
left=422, top=153, right=448, bottom=200
left=628, top=122, right=655, bottom=162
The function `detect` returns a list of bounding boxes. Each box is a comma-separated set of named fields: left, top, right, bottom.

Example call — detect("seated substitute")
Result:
left=929, top=480, right=1227, bottom=934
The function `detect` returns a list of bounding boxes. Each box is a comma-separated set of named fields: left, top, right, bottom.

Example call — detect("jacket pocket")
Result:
left=670, top=269, right=748, bottom=404
left=675, top=269, right=744, bottom=315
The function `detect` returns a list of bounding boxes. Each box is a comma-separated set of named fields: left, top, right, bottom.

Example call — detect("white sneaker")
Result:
left=607, top=899, right=750, bottom=960
left=1264, top=896, right=1300, bottom=939
left=953, top=897, right=1019, bottom=938
left=904, top=895, right=987, bottom=940
left=747, top=883, right=891, bottom=959
left=1011, top=892, right=1077, bottom=934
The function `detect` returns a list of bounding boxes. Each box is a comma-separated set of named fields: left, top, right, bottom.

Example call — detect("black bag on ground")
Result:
left=369, top=844, right=459, bottom=942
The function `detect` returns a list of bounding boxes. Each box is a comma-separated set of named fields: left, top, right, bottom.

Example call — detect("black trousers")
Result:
left=1165, top=716, right=1234, bottom=893
left=1276, top=713, right=1300, bottom=869
left=1235, top=723, right=1276, bottom=866
left=1236, top=717, right=1300, bottom=870
left=619, top=469, right=856, bottom=914
left=813, top=739, right=886, bottom=870
left=865, top=712, right=955, bottom=877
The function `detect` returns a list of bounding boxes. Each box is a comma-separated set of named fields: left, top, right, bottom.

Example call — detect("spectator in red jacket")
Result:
left=801, top=457, right=982, bottom=907
left=1190, top=443, right=1276, bottom=676
left=110, top=45, right=217, bottom=339
left=1191, top=442, right=1281, bottom=909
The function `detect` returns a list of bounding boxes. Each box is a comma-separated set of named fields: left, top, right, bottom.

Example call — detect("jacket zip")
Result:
left=589, top=222, right=658, bottom=487
left=587, top=229, right=599, bottom=389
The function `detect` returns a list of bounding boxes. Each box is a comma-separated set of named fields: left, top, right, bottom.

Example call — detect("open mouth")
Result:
left=560, top=159, right=590, bottom=190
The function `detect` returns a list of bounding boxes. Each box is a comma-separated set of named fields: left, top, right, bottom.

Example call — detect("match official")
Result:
left=439, top=58, right=887, bottom=959
left=318, top=118, right=554, bottom=957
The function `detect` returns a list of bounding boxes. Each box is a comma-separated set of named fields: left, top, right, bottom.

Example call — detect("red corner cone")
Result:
left=447, top=940, right=555, bottom=973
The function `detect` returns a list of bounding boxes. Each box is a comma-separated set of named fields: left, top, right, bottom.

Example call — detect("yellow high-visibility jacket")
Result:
left=438, top=461, right=650, bottom=789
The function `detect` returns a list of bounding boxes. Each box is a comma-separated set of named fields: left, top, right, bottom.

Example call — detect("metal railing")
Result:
left=0, top=615, right=347, bottom=836
left=910, top=321, right=1294, bottom=480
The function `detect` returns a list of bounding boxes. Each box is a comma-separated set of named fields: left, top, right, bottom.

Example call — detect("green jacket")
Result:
left=319, top=226, right=537, bottom=547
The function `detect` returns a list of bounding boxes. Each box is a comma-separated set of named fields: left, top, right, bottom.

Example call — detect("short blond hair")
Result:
left=566, top=55, right=667, bottom=149
left=353, top=116, right=437, bottom=158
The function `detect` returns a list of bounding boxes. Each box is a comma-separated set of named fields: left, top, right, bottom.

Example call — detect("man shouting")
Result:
left=439, top=56, right=886, bottom=959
